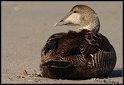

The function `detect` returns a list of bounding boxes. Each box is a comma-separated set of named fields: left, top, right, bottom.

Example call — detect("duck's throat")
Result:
left=74, top=25, right=99, bottom=33
left=74, top=27, right=84, bottom=32
left=74, top=25, right=91, bottom=32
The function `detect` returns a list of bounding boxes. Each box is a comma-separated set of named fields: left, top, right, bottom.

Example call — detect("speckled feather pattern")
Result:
left=40, top=29, right=116, bottom=79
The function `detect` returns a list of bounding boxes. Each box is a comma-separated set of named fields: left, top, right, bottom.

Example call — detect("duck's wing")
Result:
left=63, top=31, right=116, bottom=61
left=63, top=46, right=81, bottom=56
left=41, top=30, right=116, bottom=78
left=80, top=32, right=115, bottom=57
left=41, top=33, right=67, bottom=55
left=80, top=32, right=116, bottom=76
left=62, top=32, right=100, bottom=57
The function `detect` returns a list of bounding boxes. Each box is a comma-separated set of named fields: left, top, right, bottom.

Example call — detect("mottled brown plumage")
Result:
left=40, top=5, right=116, bottom=79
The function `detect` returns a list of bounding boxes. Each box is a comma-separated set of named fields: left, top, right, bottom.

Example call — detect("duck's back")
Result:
left=40, top=29, right=116, bottom=79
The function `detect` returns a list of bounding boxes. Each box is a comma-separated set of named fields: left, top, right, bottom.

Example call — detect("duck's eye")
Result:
left=73, top=11, right=78, bottom=13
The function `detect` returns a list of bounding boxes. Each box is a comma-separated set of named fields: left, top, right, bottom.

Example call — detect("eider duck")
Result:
left=40, top=5, right=116, bottom=79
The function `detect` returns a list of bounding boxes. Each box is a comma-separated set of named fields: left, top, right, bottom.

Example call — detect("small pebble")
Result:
left=17, top=69, right=28, bottom=78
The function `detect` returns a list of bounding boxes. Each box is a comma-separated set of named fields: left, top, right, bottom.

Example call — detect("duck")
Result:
left=40, top=5, right=116, bottom=79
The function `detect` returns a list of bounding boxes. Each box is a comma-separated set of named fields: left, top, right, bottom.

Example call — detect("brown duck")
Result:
left=40, top=5, right=116, bottom=79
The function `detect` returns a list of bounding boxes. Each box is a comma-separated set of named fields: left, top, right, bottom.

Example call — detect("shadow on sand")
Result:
left=110, top=68, right=123, bottom=77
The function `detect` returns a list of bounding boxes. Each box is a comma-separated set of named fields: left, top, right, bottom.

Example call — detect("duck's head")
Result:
left=55, top=5, right=100, bottom=33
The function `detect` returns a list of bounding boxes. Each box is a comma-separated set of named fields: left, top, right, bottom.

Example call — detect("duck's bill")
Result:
left=54, top=20, right=67, bottom=26
left=54, top=20, right=78, bottom=26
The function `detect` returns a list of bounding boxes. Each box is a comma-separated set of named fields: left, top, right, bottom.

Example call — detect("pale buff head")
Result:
left=55, top=5, right=100, bottom=33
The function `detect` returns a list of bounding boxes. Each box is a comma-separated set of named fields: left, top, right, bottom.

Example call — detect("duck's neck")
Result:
left=74, top=27, right=84, bottom=33
left=74, top=25, right=100, bottom=33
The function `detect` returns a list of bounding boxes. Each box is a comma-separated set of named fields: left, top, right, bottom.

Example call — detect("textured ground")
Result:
left=1, top=1, right=123, bottom=84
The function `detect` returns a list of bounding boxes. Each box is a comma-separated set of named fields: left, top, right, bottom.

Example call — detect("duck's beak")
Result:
left=54, top=19, right=66, bottom=26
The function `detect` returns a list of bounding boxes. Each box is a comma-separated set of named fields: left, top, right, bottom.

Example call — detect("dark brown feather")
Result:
left=40, top=29, right=116, bottom=79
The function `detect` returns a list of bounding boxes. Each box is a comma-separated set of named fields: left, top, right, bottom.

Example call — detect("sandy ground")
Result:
left=1, top=1, right=123, bottom=84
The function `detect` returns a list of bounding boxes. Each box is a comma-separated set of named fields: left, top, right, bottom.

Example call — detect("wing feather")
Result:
left=42, top=33, right=66, bottom=55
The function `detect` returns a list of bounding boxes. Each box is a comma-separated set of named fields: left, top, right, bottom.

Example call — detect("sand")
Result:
left=1, top=1, right=123, bottom=84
